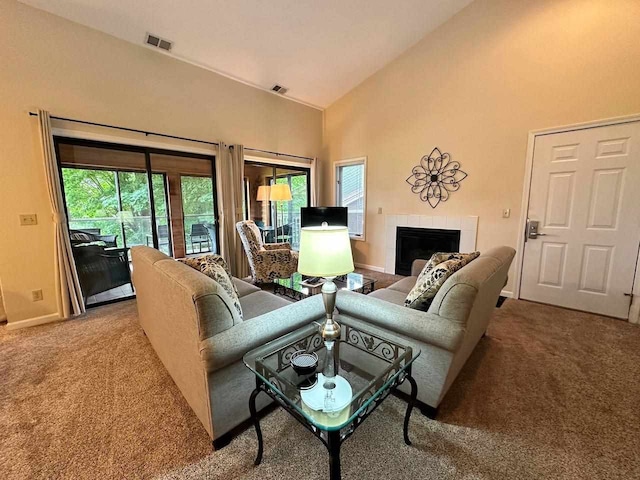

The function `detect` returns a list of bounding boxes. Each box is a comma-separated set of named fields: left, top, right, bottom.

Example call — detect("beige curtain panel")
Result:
left=37, top=110, right=85, bottom=318
left=216, top=142, right=249, bottom=278
left=310, top=157, right=319, bottom=207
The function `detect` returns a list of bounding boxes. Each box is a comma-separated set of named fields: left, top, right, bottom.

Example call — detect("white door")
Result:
left=520, top=121, right=640, bottom=319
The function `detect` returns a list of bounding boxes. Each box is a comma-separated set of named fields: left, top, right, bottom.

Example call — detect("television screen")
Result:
left=301, top=207, right=348, bottom=228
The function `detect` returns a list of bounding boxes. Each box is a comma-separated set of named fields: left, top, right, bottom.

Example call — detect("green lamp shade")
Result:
left=298, top=225, right=354, bottom=277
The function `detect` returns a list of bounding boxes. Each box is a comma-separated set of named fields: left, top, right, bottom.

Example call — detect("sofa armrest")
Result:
left=411, top=259, right=429, bottom=277
left=335, top=290, right=464, bottom=352
left=264, top=242, right=291, bottom=251
left=199, top=294, right=325, bottom=372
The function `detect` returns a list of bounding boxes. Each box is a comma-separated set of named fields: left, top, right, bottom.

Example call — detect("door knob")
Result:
left=526, top=220, right=546, bottom=239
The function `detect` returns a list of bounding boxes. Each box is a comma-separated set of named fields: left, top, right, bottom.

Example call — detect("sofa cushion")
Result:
left=240, top=291, right=291, bottom=320
left=368, top=288, right=408, bottom=306
left=405, top=252, right=480, bottom=311
left=150, top=258, right=240, bottom=339
left=387, top=276, right=418, bottom=294
left=178, top=256, right=243, bottom=320
left=70, top=231, right=93, bottom=241
left=233, top=278, right=261, bottom=298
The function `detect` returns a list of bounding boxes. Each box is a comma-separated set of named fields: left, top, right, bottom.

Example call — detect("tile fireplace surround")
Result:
left=385, top=215, right=478, bottom=274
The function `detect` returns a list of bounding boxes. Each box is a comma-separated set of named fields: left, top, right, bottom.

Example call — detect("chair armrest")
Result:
left=335, top=290, right=464, bottom=352
left=199, top=295, right=325, bottom=372
left=264, top=242, right=291, bottom=251
left=411, top=259, right=429, bottom=277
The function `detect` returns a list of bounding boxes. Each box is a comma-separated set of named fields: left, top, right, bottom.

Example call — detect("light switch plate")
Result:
left=502, top=208, right=511, bottom=218
left=32, top=289, right=43, bottom=302
left=19, top=214, right=38, bottom=226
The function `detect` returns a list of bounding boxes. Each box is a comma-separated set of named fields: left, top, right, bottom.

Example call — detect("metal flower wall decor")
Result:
left=406, top=147, right=468, bottom=208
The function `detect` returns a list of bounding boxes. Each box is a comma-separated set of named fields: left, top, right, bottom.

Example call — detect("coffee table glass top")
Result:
left=274, top=272, right=375, bottom=297
left=243, top=322, right=420, bottom=431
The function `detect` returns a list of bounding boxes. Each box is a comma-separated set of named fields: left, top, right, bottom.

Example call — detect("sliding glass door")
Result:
left=181, top=175, right=217, bottom=254
left=57, top=138, right=218, bottom=307
left=243, top=162, right=310, bottom=250
left=271, top=169, right=309, bottom=249
left=149, top=152, right=218, bottom=258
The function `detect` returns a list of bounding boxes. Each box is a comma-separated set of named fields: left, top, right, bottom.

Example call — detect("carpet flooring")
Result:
left=1, top=290, right=639, bottom=479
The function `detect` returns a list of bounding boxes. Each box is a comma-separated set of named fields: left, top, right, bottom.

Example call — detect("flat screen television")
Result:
left=301, top=207, right=348, bottom=228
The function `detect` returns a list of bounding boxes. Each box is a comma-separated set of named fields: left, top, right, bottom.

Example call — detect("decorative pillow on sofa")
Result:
left=178, top=254, right=239, bottom=296
left=178, top=255, right=242, bottom=319
left=405, top=251, right=480, bottom=312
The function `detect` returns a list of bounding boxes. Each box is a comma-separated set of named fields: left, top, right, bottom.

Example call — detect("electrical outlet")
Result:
left=502, top=208, right=511, bottom=218
left=19, top=214, right=38, bottom=226
left=31, top=289, right=43, bottom=302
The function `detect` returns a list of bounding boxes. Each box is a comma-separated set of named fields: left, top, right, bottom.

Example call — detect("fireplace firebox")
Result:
left=395, top=227, right=460, bottom=276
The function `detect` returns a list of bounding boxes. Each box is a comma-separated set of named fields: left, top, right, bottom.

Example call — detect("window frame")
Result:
left=334, top=156, right=367, bottom=241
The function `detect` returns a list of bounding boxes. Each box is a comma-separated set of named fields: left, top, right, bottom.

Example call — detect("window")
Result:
left=335, top=157, right=366, bottom=240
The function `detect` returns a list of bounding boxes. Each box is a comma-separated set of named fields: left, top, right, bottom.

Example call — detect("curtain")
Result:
left=230, top=145, right=249, bottom=278
left=310, top=157, right=319, bottom=206
left=37, top=110, right=85, bottom=318
left=0, top=289, right=6, bottom=322
left=215, top=142, right=249, bottom=278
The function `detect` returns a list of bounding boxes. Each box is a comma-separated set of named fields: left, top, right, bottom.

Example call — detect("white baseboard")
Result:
left=6, top=313, right=61, bottom=331
left=354, top=263, right=385, bottom=273
left=500, top=289, right=514, bottom=298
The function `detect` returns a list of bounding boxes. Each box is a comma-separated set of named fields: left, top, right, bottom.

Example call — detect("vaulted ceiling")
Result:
left=19, top=0, right=473, bottom=109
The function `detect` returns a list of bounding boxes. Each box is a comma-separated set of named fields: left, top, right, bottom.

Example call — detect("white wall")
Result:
left=322, top=0, right=640, bottom=294
left=0, top=0, right=322, bottom=324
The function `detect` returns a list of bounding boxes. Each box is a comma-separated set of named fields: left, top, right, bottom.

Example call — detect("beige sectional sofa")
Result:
left=132, top=245, right=514, bottom=445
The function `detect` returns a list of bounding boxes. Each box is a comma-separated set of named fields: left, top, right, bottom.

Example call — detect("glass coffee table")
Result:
left=274, top=272, right=376, bottom=301
left=243, top=322, right=420, bottom=480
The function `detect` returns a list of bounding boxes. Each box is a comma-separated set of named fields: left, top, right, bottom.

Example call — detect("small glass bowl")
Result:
left=290, top=350, right=319, bottom=376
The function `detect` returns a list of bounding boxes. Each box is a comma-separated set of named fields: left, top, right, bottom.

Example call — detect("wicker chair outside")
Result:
left=73, top=245, right=132, bottom=300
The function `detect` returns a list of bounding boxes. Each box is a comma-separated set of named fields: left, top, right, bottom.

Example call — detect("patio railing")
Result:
left=69, top=215, right=218, bottom=256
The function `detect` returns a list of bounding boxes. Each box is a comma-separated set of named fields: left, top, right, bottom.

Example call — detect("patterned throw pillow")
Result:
left=178, top=254, right=239, bottom=297
left=405, top=251, right=480, bottom=312
left=178, top=255, right=243, bottom=319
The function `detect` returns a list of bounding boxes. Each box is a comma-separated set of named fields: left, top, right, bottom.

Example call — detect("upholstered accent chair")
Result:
left=236, top=220, right=298, bottom=283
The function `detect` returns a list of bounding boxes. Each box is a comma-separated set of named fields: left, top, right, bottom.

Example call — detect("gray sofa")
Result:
left=132, top=244, right=514, bottom=445
left=336, top=246, right=515, bottom=414
left=131, top=246, right=327, bottom=446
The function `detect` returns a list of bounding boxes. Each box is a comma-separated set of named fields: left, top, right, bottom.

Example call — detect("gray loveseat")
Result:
left=132, top=245, right=514, bottom=445
left=336, top=246, right=515, bottom=415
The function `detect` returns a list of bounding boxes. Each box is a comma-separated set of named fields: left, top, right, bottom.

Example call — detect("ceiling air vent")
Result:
left=271, top=84, right=288, bottom=95
left=145, top=33, right=173, bottom=51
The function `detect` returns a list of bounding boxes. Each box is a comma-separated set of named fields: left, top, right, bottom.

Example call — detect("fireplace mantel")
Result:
left=384, top=215, right=478, bottom=274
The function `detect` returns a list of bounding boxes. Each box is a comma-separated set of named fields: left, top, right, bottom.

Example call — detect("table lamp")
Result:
left=256, top=185, right=270, bottom=202
left=298, top=223, right=354, bottom=341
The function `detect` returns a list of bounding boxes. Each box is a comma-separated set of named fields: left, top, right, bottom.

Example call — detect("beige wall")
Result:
left=322, top=0, right=640, bottom=290
left=0, top=0, right=322, bottom=324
